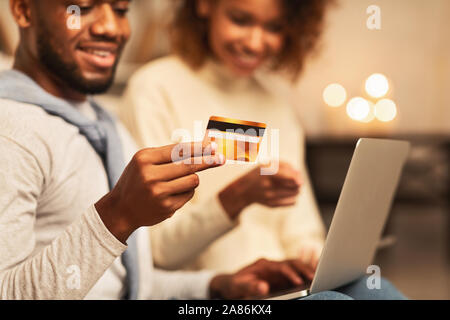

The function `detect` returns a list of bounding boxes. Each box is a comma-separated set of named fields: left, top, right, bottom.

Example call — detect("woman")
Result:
left=120, top=0, right=332, bottom=274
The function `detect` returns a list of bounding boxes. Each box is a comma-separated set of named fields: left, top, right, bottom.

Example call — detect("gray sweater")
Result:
left=0, top=91, right=213, bottom=300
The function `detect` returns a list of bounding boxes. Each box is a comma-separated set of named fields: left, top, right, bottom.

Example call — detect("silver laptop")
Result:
left=267, top=138, right=410, bottom=300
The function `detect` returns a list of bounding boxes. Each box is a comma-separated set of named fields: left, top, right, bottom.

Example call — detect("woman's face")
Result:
left=199, top=0, right=286, bottom=77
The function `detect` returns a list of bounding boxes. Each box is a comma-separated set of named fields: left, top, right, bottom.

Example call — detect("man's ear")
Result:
left=196, top=0, right=212, bottom=18
left=10, top=0, right=32, bottom=28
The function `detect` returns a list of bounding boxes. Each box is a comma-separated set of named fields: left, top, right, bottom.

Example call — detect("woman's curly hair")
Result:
left=170, top=0, right=335, bottom=79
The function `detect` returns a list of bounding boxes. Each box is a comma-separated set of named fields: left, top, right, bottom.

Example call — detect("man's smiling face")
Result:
left=28, top=0, right=131, bottom=94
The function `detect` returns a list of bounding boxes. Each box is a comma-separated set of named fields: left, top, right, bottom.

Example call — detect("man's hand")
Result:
left=209, top=258, right=316, bottom=299
left=219, top=161, right=302, bottom=220
left=95, top=142, right=224, bottom=244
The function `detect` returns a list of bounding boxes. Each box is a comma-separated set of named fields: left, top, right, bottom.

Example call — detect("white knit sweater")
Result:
left=120, top=55, right=326, bottom=273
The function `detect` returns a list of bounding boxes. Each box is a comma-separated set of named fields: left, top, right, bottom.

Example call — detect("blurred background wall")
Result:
left=2, top=0, right=449, bottom=137
left=0, top=0, right=448, bottom=299
left=293, top=0, right=450, bottom=138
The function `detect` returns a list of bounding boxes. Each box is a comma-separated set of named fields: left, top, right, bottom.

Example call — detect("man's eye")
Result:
left=114, top=8, right=129, bottom=16
left=79, top=6, right=93, bottom=14
left=265, top=23, right=284, bottom=33
left=229, top=14, right=251, bottom=26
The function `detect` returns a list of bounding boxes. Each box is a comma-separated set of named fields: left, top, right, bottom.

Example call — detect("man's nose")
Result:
left=90, top=4, right=120, bottom=39
left=243, top=27, right=266, bottom=55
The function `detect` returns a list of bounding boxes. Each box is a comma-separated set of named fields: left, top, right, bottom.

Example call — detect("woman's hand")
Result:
left=218, top=161, right=302, bottom=220
left=209, top=258, right=315, bottom=299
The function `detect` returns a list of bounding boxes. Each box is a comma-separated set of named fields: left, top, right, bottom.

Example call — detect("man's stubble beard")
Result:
left=36, top=23, right=120, bottom=95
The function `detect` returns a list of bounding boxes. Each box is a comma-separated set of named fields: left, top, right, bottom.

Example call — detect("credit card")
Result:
left=204, top=116, right=266, bottom=163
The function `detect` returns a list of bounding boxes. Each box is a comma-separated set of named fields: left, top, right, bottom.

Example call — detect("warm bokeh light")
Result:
left=365, top=73, right=389, bottom=98
left=346, top=97, right=370, bottom=121
left=323, top=83, right=347, bottom=107
left=360, top=101, right=376, bottom=123
left=374, top=99, right=397, bottom=122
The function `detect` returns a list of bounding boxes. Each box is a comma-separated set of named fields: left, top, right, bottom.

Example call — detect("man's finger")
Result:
left=156, top=174, right=200, bottom=196
left=155, top=154, right=225, bottom=181
left=167, top=190, right=196, bottom=212
left=146, top=141, right=218, bottom=165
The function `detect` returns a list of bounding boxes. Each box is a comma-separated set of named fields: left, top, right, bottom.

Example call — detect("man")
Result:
left=0, top=0, right=314, bottom=299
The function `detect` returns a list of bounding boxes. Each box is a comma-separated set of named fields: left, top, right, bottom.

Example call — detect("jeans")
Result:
left=300, top=276, right=407, bottom=300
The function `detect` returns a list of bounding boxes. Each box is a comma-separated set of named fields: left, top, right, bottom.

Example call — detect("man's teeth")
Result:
left=83, top=49, right=113, bottom=57
left=92, top=50, right=112, bottom=57
left=237, top=56, right=259, bottom=64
